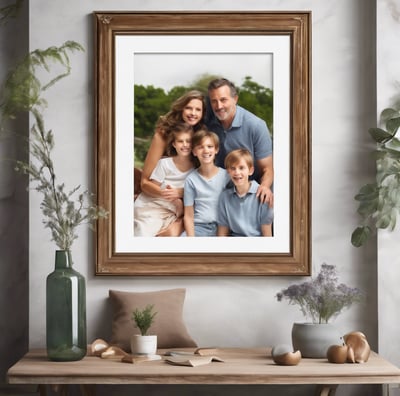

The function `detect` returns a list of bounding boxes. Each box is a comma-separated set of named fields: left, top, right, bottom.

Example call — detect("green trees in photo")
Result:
left=239, top=76, right=273, bottom=133
left=134, top=76, right=273, bottom=168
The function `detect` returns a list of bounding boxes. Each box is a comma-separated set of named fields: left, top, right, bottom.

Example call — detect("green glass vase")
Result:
left=46, top=250, right=87, bottom=361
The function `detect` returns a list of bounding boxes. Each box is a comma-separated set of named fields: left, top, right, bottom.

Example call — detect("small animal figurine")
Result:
left=343, top=331, right=370, bottom=363
left=326, top=331, right=370, bottom=364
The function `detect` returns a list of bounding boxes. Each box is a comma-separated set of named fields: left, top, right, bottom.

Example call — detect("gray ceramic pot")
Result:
left=292, top=323, right=342, bottom=358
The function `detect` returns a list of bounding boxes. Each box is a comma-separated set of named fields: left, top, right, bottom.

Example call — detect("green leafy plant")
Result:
left=0, top=41, right=107, bottom=250
left=131, top=304, right=157, bottom=336
left=276, top=264, right=363, bottom=324
left=351, top=107, right=400, bottom=247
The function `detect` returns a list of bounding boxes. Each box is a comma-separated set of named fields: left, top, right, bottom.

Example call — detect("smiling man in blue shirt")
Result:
left=206, top=78, right=274, bottom=207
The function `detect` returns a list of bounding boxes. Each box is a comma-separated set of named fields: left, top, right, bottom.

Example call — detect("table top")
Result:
left=7, top=348, right=400, bottom=385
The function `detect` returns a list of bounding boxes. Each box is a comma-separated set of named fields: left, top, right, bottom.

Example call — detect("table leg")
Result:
left=315, top=385, right=338, bottom=396
left=383, top=384, right=389, bottom=396
left=383, top=384, right=400, bottom=396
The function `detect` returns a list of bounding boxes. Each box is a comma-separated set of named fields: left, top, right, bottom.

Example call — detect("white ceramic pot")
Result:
left=292, top=323, right=342, bottom=358
left=130, top=335, right=157, bottom=355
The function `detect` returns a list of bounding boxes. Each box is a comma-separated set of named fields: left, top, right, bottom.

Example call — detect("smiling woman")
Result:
left=139, top=91, right=205, bottom=191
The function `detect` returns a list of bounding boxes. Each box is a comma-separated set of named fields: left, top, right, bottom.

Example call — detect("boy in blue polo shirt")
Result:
left=217, top=149, right=273, bottom=237
left=183, top=129, right=228, bottom=236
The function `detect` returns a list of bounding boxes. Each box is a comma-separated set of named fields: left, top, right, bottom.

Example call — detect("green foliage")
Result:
left=167, top=86, right=189, bottom=102
left=132, top=304, right=157, bottom=336
left=351, top=107, right=400, bottom=247
left=1, top=41, right=84, bottom=118
left=134, top=85, right=169, bottom=138
left=0, top=41, right=108, bottom=250
left=238, top=76, right=273, bottom=134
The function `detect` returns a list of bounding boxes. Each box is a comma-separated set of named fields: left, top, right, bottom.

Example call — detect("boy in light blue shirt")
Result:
left=183, top=129, right=228, bottom=236
left=217, top=149, right=273, bottom=237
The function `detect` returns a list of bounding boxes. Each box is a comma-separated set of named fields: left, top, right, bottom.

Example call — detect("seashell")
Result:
left=343, top=331, right=371, bottom=363
left=89, top=338, right=109, bottom=356
left=271, top=344, right=302, bottom=366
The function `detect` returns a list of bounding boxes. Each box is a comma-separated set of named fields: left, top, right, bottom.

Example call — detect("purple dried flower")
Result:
left=275, top=263, right=363, bottom=324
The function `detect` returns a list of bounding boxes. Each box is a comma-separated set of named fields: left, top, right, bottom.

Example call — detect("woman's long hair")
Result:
left=156, top=90, right=206, bottom=139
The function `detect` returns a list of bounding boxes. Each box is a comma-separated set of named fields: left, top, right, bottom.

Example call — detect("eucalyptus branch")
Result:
left=1, top=41, right=107, bottom=250
left=351, top=107, right=400, bottom=247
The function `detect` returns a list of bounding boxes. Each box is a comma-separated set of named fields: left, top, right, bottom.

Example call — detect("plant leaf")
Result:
left=369, top=127, right=393, bottom=143
left=387, top=117, right=400, bottom=135
left=357, top=199, right=377, bottom=217
left=376, top=213, right=392, bottom=229
left=354, top=184, right=378, bottom=201
left=351, top=226, right=371, bottom=247
left=381, top=108, right=400, bottom=121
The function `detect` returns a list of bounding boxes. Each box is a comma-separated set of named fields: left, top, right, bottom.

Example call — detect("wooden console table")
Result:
left=7, top=348, right=400, bottom=396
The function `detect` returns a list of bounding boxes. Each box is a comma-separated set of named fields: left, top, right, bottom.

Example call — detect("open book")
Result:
left=165, top=355, right=224, bottom=367
left=165, top=347, right=219, bottom=357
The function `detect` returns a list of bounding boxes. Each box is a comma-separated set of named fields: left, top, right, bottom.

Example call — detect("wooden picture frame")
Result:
left=94, top=11, right=311, bottom=276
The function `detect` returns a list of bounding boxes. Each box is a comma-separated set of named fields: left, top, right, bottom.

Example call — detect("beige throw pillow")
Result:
left=109, top=288, right=197, bottom=351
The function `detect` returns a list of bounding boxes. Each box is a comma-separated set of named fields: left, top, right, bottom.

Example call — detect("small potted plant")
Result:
left=131, top=304, right=158, bottom=355
left=276, top=263, right=363, bottom=358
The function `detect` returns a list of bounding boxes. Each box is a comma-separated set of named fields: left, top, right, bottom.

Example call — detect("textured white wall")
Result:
left=28, top=0, right=377, bottom=348
left=27, top=1, right=389, bottom=395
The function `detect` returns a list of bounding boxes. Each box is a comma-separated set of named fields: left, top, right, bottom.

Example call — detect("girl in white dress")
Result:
left=134, top=123, right=194, bottom=236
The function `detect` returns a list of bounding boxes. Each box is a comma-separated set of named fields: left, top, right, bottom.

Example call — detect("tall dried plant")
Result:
left=0, top=40, right=107, bottom=250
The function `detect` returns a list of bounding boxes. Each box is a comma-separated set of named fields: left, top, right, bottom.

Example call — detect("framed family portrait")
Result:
left=94, top=11, right=311, bottom=276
